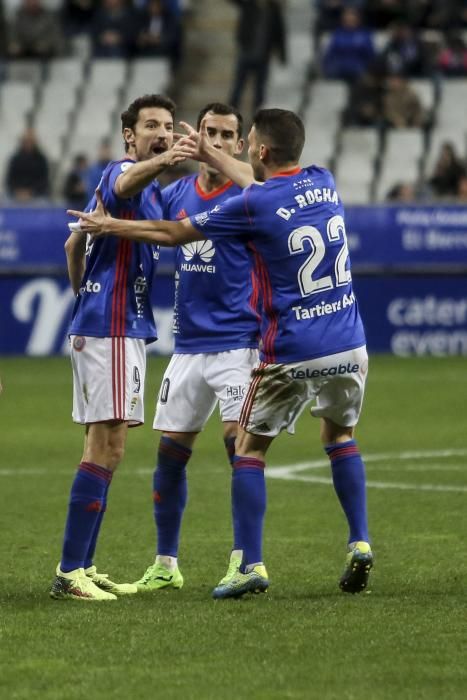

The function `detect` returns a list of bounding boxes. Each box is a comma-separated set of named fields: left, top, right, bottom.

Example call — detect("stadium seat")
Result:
left=6, top=60, right=44, bottom=86
left=409, top=79, right=436, bottom=117
left=48, top=58, right=84, bottom=88
left=437, top=79, right=467, bottom=130
left=375, top=128, right=425, bottom=200
left=308, top=80, right=348, bottom=120
left=265, top=32, right=313, bottom=109
left=125, top=59, right=170, bottom=104
left=87, top=59, right=128, bottom=96
left=0, top=82, right=35, bottom=142
left=334, top=129, right=378, bottom=204
left=335, top=178, right=371, bottom=204
left=33, top=74, right=81, bottom=163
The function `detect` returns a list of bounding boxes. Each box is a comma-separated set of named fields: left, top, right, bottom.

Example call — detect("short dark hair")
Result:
left=196, top=102, right=243, bottom=138
left=121, top=94, right=176, bottom=151
left=252, top=108, right=305, bottom=165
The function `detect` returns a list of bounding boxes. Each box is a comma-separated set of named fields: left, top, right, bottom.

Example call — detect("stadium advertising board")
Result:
left=0, top=207, right=466, bottom=356
left=346, top=205, right=467, bottom=268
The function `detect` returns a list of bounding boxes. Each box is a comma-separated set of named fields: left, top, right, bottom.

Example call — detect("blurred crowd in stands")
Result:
left=0, top=0, right=185, bottom=67
left=318, top=2, right=467, bottom=131
left=1, top=1, right=467, bottom=205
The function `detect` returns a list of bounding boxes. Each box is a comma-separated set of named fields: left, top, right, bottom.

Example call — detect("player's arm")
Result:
left=180, top=119, right=256, bottom=188
left=64, top=226, right=87, bottom=295
left=68, top=191, right=202, bottom=247
left=114, top=137, right=197, bottom=198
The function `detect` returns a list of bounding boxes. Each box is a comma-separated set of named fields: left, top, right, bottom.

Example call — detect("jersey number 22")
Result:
left=288, top=215, right=351, bottom=297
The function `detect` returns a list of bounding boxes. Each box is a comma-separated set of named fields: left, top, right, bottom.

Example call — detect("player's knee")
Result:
left=222, top=422, right=238, bottom=442
left=320, top=418, right=354, bottom=445
left=108, top=444, right=125, bottom=470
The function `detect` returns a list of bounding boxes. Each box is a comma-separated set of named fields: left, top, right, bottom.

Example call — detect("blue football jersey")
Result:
left=190, top=166, right=366, bottom=363
left=69, top=159, right=162, bottom=342
left=161, top=174, right=260, bottom=353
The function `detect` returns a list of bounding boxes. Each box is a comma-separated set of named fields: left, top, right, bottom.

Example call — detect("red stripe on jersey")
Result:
left=118, top=241, right=131, bottom=336
left=111, top=239, right=127, bottom=336
left=243, top=189, right=254, bottom=226
left=248, top=267, right=261, bottom=321
left=111, top=213, right=134, bottom=336
left=112, top=240, right=131, bottom=336
left=249, top=244, right=278, bottom=363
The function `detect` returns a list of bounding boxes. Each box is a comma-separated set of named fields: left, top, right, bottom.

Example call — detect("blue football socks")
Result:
left=224, top=436, right=242, bottom=551
left=83, top=480, right=110, bottom=570
left=325, top=440, right=369, bottom=544
left=231, top=456, right=266, bottom=568
left=153, top=436, right=191, bottom=557
left=61, top=461, right=112, bottom=573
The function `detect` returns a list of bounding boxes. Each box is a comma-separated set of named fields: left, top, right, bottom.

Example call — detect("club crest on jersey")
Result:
left=193, top=211, right=209, bottom=226
left=180, top=241, right=216, bottom=273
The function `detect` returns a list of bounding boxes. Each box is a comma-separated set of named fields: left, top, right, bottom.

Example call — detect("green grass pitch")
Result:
left=0, top=355, right=466, bottom=699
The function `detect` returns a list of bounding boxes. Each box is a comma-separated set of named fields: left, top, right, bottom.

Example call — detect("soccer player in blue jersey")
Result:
left=132, top=103, right=260, bottom=592
left=50, top=94, right=195, bottom=601
left=70, top=108, right=373, bottom=599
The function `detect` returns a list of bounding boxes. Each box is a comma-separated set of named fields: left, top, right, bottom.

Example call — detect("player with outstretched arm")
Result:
left=69, top=108, right=373, bottom=599
left=50, top=94, right=194, bottom=601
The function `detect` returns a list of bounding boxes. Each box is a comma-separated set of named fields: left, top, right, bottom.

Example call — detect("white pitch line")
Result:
left=268, top=473, right=467, bottom=493
left=266, top=448, right=467, bottom=493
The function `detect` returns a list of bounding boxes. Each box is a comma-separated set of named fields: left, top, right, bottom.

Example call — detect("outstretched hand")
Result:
left=67, top=189, right=112, bottom=236
left=167, top=131, right=199, bottom=164
left=178, top=119, right=212, bottom=163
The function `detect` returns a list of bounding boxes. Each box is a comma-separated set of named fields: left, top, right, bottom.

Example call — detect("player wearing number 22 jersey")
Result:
left=189, top=158, right=370, bottom=599
left=191, top=164, right=365, bottom=365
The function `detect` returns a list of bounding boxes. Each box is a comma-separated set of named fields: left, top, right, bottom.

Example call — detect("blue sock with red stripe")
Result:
left=232, top=456, right=266, bottom=567
left=61, top=462, right=112, bottom=573
left=224, top=437, right=242, bottom=551
left=84, top=481, right=110, bottom=570
left=154, top=437, right=191, bottom=557
left=325, top=440, right=369, bottom=544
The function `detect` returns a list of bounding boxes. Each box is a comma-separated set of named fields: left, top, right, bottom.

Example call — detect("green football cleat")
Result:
left=50, top=565, right=117, bottom=601
left=134, top=562, right=184, bottom=591
left=212, top=564, right=269, bottom=600
left=339, top=541, right=373, bottom=594
left=217, top=551, right=242, bottom=586
left=85, top=566, right=137, bottom=596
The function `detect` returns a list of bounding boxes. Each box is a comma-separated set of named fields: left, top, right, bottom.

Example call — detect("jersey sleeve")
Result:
left=99, top=159, right=135, bottom=209
left=189, top=189, right=253, bottom=240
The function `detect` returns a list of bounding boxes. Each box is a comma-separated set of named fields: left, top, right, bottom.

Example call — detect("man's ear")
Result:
left=234, top=138, right=245, bottom=155
left=259, top=143, right=269, bottom=161
left=123, top=127, right=135, bottom=149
